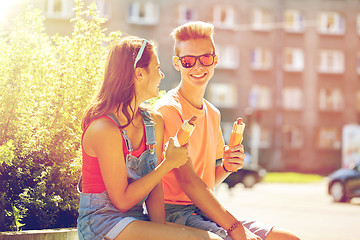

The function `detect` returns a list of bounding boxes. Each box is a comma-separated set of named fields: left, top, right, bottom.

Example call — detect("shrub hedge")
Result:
left=0, top=0, right=121, bottom=231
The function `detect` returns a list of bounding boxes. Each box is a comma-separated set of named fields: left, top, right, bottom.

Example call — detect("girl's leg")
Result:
left=115, top=221, right=223, bottom=240
left=265, top=226, right=300, bottom=240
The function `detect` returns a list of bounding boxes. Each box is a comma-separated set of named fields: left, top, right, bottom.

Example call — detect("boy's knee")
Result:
left=266, top=228, right=300, bottom=240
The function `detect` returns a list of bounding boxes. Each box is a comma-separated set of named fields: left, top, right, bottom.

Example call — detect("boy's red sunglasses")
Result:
left=176, top=53, right=216, bottom=68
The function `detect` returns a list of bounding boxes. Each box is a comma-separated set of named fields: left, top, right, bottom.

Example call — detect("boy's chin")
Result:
left=188, top=77, right=210, bottom=86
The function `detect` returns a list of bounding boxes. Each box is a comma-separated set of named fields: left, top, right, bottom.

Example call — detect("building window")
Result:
left=43, top=0, right=73, bottom=19
left=251, top=47, right=272, bottom=70
left=318, top=50, right=344, bottom=74
left=207, top=82, right=237, bottom=108
left=283, top=47, right=304, bottom=72
left=251, top=8, right=272, bottom=31
left=316, top=127, right=341, bottom=149
left=282, top=125, right=303, bottom=149
left=259, top=126, right=271, bottom=148
left=178, top=5, right=197, bottom=23
left=127, top=2, right=159, bottom=25
left=284, top=9, right=304, bottom=33
left=282, top=87, right=303, bottom=110
left=213, top=5, right=235, bottom=29
left=319, top=88, right=344, bottom=111
left=216, top=44, right=239, bottom=69
left=248, top=85, right=272, bottom=110
left=96, top=0, right=111, bottom=19
left=318, top=11, right=345, bottom=35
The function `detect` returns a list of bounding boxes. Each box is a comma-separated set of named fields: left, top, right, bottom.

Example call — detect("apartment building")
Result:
left=27, top=0, right=360, bottom=173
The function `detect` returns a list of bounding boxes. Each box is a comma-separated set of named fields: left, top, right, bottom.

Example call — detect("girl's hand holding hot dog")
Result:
left=162, top=116, right=197, bottom=170
left=163, top=137, right=189, bottom=170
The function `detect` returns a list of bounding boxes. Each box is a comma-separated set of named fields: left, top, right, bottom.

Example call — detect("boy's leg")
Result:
left=185, top=211, right=273, bottom=240
left=185, top=213, right=228, bottom=239
left=165, top=204, right=228, bottom=239
left=264, top=226, right=300, bottom=240
left=240, top=220, right=273, bottom=240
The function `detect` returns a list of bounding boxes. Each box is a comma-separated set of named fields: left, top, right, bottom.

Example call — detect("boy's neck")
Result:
left=178, top=82, right=206, bottom=109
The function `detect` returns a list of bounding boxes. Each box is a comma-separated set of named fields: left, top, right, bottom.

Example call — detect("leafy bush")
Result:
left=0, top=0, right=120, bottom=231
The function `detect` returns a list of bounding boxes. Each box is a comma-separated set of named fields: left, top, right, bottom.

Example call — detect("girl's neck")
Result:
left=114, top=100, right=140, bottom=125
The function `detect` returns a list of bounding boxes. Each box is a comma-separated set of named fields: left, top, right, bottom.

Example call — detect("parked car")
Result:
left=328, top=162, right=360, bottom=202
left=217, top=159, right=267, bottom=188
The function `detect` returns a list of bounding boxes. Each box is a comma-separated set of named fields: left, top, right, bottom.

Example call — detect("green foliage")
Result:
left=0, top=140, right=15, bottom=165
left=142, top=90, right=167, bottom=108
left=0, top=0, right=121, bottom=231
left=11, top=205, right=26, bottom=231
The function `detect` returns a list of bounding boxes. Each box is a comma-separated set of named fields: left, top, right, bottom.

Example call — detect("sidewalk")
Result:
left=215, top=181, right=360, bottom=240
left=0, top=228, right=78, bottom=240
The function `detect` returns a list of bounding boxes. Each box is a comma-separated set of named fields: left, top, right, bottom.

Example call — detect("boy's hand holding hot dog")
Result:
left=223, top=118, right=246, bottom=173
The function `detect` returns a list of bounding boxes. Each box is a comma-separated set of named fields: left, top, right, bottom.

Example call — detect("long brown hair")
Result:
left=82, top=36, right=154, bottom=130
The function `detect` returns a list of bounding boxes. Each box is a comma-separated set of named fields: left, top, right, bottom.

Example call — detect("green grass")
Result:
left=263, top=172, right=324, bottom=183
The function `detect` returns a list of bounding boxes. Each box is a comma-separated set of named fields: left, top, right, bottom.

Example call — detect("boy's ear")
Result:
left=214, top=54, right=219, bottom=67
left=172, top=56, right=181, bottom=71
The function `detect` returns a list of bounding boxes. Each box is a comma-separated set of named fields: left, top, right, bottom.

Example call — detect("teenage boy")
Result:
left=154, top=21, right=299, bottom=240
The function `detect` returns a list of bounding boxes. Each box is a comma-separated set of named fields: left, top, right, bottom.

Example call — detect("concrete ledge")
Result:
left=0, top=228, right=78, bottom=240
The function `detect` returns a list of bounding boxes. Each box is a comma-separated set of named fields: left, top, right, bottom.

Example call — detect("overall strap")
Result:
left=139, top=109, right=157, bottom=151
left=107, top=113, right=133, bottom=152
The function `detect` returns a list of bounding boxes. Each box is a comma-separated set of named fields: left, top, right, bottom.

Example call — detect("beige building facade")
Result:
left=24, top=0, right=360, bottom=173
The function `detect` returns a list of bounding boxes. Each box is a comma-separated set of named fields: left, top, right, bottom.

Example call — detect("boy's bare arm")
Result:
left=215, top=163, right=231, bottom=186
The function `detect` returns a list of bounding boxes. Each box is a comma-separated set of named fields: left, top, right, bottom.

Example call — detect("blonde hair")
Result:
left=170, top=21, right=215, bottom=56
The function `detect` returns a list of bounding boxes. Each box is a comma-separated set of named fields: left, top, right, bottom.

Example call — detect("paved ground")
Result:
left=214, top=180, right=360, bottom=240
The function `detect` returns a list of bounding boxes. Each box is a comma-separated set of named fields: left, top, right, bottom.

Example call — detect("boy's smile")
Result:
left=190, top=72, right=207, bottom=79
left=191, top=73, right=206, bottom=77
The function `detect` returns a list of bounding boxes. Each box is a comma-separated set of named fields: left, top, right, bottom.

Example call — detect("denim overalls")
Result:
left=77, top=110, right=157, bottom=240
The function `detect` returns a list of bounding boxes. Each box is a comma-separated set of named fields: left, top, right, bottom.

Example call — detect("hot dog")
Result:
left=173, top=116, right=197, bottom=147
left=228, top=118, right=245, bottom=148
left=223, top=118, right=245, bottom=172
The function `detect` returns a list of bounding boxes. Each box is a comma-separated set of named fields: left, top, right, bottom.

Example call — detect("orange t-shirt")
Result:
left=154, top=89, right=224, bottom=205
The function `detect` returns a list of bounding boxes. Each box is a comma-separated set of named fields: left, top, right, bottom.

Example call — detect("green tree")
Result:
left=0, top=0, right=120, bottom=231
